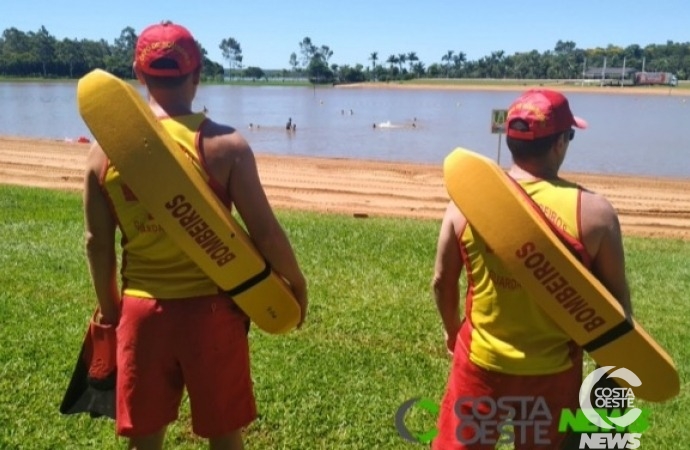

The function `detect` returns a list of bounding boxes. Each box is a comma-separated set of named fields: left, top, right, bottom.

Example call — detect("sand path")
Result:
left=1, top=135, right=688, bottom=240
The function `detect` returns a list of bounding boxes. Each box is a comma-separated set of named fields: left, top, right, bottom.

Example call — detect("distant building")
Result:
left=584, top=67, right=637, bottom=79
left=583, top=67, right=677, bottom=87
left=584, top=67, right=637, bottom=86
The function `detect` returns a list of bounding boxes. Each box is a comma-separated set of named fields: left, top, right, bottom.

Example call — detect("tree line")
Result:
left=0, top=26, right=224, bottom=80
left=1, top=25, right=688, bottom=84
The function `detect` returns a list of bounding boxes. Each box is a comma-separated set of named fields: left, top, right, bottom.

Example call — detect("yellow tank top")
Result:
left=460, top=178, right=585, bottom=375
left=102, top=113, right=227, bottom=299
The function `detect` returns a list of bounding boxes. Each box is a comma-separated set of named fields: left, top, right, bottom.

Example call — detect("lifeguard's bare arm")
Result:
left=432, top=202, right=465, bottom=351
left=83, top=144, right=121, bottom=324
left=580, top=191, right=632, bottom=316
left=220, top=133, right=308, bottom=326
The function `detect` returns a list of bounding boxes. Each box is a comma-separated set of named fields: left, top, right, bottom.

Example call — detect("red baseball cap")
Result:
left=135, top=21, right=201, bottom=77
left=506, top=89, right=587, bottom=140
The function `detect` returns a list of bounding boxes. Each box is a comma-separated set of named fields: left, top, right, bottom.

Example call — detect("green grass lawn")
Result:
left=0, top=185, right=687, bottom=449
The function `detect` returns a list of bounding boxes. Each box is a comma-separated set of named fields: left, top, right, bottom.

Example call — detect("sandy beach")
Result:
left=1, top=135, right=689, bottom=240
left=339, top=80, right=690, bottom=97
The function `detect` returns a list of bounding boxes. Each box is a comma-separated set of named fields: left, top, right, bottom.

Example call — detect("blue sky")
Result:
left=3, top=0, right=688, bottom=70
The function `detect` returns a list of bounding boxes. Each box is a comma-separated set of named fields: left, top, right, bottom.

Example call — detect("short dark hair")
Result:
left=506, top=119, right=563, bottom=160
left=142, top=58, right=193, bottom=88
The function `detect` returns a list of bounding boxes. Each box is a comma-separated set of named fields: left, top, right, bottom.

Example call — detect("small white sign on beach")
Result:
left=491, top=109, right=508, bottom=134
left=491, top=108, right=508, bottom=165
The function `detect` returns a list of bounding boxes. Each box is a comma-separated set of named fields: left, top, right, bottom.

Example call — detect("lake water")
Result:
left=1, top=81, right=688, bottom=178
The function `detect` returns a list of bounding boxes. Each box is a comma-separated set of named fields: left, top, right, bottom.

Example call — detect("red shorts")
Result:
left=116, top=294, right=256, bottom=438
left=433, top=340, right=582, bottom=450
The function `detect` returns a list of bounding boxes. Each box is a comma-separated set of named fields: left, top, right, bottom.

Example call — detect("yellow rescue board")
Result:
left=443, top=147, right=679, bottom=402
left=77, top=69, right=300, bottom=334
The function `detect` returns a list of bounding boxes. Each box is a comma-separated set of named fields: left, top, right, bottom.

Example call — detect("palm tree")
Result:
left=489, top=50, right=505, bottom=78
left=453, top=51, right=467, bottom=76
left=369, top=51, right=378, bottom=72
left=441, top=50, right=454, bottom=77
left=397, top=53, right=407, bottom=73
left=407, top=52, right=419, bottom=73
left=369, top=52, right=378, bottom=81
left=387, top=54, right=399, bottom=70
left=411, top=62, right=426, bottom=77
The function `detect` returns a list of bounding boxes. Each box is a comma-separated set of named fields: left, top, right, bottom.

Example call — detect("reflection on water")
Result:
left=0, top=81, right=688, bottom=178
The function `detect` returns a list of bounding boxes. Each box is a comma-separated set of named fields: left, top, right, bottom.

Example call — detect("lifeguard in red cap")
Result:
left=82, top=20, right=308, bottom=449
left=431, top=89, right=632, bottom=449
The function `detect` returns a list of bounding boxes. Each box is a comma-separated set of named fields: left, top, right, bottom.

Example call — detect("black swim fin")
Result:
left=59, top=312, right=116, bottom=419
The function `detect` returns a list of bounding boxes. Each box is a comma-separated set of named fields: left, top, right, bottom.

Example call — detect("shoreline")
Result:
left=1, top=135, right=689, bottom=240
left=337, top=80, right=690, bottom=97
left=6, top=77, right=685, bottom=97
